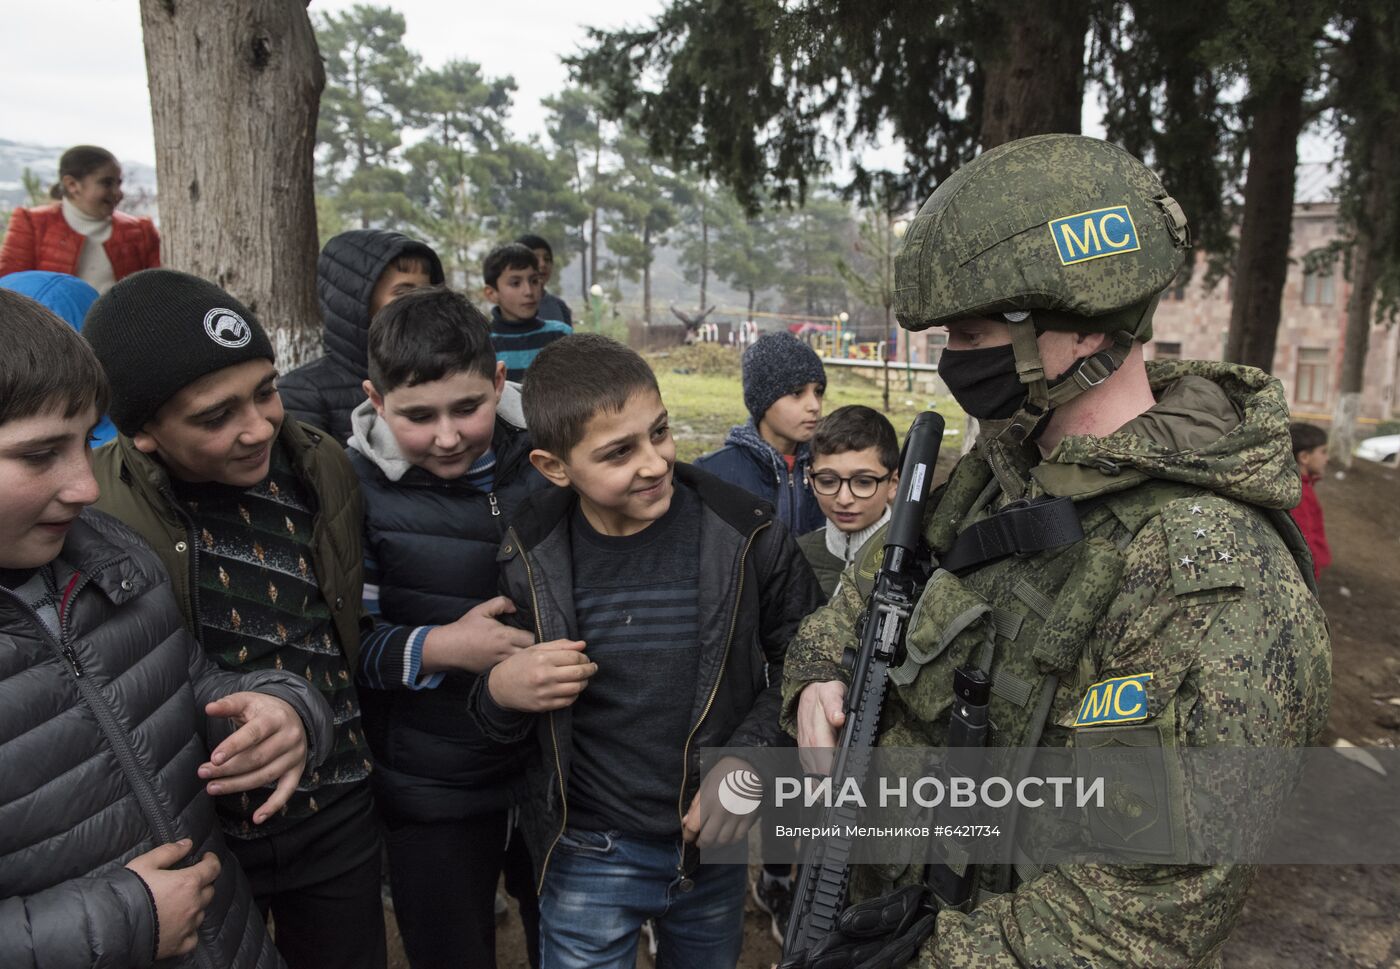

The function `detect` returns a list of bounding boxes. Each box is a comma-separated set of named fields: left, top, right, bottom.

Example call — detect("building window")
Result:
left=1164, top=269, right=1189, bottom=302
left=1153, top=341, right=1182, bottom=360
left=1294, top=348, right=1330, bottom=406
left=1302, top=260, right=1335, bottom=306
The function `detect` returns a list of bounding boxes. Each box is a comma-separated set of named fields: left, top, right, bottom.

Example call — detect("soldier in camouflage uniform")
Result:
left=779, top=134, right=1331, bottom=968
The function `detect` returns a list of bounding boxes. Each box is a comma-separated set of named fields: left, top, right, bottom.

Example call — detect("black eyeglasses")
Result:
left=808, top=471, right=892, bottom=499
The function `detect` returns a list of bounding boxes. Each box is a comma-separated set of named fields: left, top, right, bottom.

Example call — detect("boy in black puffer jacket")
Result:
left=349, top=288, right=548, bottom=969
left=0, top=289, right=332, bottom=969
left=279, top=230, right=444, bottom=445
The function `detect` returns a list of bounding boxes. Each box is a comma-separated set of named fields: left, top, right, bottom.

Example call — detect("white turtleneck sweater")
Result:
left=824, top=505, right=893, bottom=569
left=61, top=197, right=116, bottom=293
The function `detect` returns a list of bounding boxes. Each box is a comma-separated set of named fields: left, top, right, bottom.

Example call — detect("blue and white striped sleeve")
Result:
left=359, top=549, right=444, bottom=690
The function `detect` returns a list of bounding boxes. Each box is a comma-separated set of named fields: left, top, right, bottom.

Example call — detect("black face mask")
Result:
left=936, top=344, right=1028, bottom=420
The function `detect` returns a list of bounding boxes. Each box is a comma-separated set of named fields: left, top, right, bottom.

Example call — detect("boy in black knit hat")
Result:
left=83, top=268, right=387, bottom=969
left=696, top=331, right=827, bottom=538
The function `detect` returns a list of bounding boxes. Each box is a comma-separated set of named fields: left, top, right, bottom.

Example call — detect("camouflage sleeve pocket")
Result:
left=1071, top=708, right=1189, bottom=863
left=889, top=568, right=990, bottom=723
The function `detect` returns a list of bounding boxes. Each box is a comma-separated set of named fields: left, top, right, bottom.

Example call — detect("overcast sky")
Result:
left=0, top=0, right=667, bottom=164
left=0, top=2, right=1335, bottom=172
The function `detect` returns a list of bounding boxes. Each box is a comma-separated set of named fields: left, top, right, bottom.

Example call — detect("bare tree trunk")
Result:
left=1224, top=76, right=1306, bottom=372
left=700, top=194, right=709, bottom=310
left=642, top=222, right=652, bottom=326
left=140, top=0, right=324, bottom=370
left=978, top=0, right=1086, bottom=148
left=1332, top=129, right=1396, bottom=466
left=579, top=222, right=589, bottom=299
left=590, top=132, right=602, bottom=286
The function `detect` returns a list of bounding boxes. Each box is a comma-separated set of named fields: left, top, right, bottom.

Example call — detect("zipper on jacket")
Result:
left=489, top=492, right=500, bottom=517
left=6, top=566, right=218, bottom=969
left=675, top=521, right=770, bottom=836
left=511, top=526, right=570, bottom=894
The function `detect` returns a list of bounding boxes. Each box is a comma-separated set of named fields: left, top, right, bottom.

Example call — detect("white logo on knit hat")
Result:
left=203, top=307, right=252, bottom=348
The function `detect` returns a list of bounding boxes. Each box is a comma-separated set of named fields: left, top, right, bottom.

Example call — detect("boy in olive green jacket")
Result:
left=85, top=268, right=386, bottom=969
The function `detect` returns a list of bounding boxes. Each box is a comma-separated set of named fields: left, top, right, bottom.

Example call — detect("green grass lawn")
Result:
left=646, top=344, right=966, bottom=463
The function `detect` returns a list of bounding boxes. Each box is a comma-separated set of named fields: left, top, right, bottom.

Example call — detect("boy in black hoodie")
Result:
left=280, top=229, right=444, bottom=445
left=349, top=288, right=547, bottom=968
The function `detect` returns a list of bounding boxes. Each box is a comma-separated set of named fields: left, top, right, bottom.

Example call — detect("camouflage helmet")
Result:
left=893, top=134, right=1190, bottom=341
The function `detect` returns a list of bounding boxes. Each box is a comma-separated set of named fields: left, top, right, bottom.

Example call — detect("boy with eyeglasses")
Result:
left=799, top=405, right=901, bottom=599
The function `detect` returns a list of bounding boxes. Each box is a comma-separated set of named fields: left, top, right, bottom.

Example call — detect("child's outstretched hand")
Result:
left=486, top=639, right=596, bottom=712
left=198, top=692, right=308, bottom=823
left=423, top=596, right=536, bottom=674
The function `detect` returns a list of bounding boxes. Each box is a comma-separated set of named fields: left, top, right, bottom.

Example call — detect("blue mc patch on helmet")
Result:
left=1049, top=205, right=1141, bottom=266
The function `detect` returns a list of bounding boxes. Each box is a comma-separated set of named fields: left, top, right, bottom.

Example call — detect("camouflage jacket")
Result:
left=780, top=361, right=1332, bottom=969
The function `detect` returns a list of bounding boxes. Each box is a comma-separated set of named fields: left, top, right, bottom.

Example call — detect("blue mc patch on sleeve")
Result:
left=1049, top=205, right=1141, bottom=265
left=1074, top=672, right=1155, bottom=726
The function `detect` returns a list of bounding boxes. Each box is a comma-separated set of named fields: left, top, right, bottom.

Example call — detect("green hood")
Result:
left=1030, top=360, right=1301, bottom=511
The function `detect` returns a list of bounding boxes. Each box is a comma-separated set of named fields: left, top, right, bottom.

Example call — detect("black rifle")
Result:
left=782, top=411, right=945, bottom=961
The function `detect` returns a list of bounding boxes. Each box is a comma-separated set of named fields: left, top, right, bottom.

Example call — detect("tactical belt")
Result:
left=940, top=495, right=1100, bottom=575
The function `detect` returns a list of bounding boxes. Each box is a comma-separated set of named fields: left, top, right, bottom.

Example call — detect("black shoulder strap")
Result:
left=939, top=495, right=1093, bottom=575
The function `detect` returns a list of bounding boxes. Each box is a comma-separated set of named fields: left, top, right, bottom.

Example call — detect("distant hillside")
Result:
left=0, top=138, right=159, bottom=218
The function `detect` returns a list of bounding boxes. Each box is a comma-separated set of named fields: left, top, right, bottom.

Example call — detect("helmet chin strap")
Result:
left=997, top=311, right=1137, bottom=445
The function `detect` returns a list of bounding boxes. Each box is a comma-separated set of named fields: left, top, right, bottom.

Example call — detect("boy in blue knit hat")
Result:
left=696, top=331, right=827, bottom=537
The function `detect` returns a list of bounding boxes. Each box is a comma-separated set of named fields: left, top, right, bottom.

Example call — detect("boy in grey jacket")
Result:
left=0, top=288, right=332, bottom=969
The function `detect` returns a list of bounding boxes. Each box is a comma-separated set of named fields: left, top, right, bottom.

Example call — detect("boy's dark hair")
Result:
left=368, top=287, right=496, bottom=394
left=523, top=334, right=660, bottom=458
left=516, top=234, right=553, bottom=257
left=0, top=289, right=109, bottom=425
left=812, top=405, right=900, bottom=472
left=389, top=252, right=435, bottom=278
left=1289, top=422, right=1328, bottom=457
left=483, top=243, right=539, bottom=288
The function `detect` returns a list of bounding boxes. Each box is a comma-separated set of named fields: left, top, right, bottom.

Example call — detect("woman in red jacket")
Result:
left=0, top=145, right=160, bottom=292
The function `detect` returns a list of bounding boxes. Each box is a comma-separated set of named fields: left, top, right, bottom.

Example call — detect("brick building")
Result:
left=1151, top=165, right=1399, bottom=422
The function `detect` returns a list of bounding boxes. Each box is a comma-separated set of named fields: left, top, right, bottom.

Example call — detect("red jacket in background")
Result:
left=1290, top=473, right=1331, bottom=580
left=0, top=202, right=161, bottom=282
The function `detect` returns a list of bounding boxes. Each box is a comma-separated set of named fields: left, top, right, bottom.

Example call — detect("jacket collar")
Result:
left=724, top=419, right=812, bottom=480
left=348, top=398, right=532, bottom=487
left=8, top=512, right=162, bottom=609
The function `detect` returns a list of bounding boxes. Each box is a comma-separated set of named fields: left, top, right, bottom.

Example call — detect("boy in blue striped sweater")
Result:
left=483, top=243, right=572, bottom=382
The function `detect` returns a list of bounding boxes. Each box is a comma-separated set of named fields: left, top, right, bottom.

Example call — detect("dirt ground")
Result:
left=1221, top=456, right=1400, bottom=969
left=384, top=457, right=1400, bottom=969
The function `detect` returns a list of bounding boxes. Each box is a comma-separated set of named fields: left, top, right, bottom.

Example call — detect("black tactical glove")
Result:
left=778, top=884, right=936, bottom=969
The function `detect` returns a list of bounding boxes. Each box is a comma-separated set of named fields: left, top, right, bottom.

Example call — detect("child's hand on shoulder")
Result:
left=423, top=596, right=536, bottom=674
left=486, top=639, right=596, bottom=712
